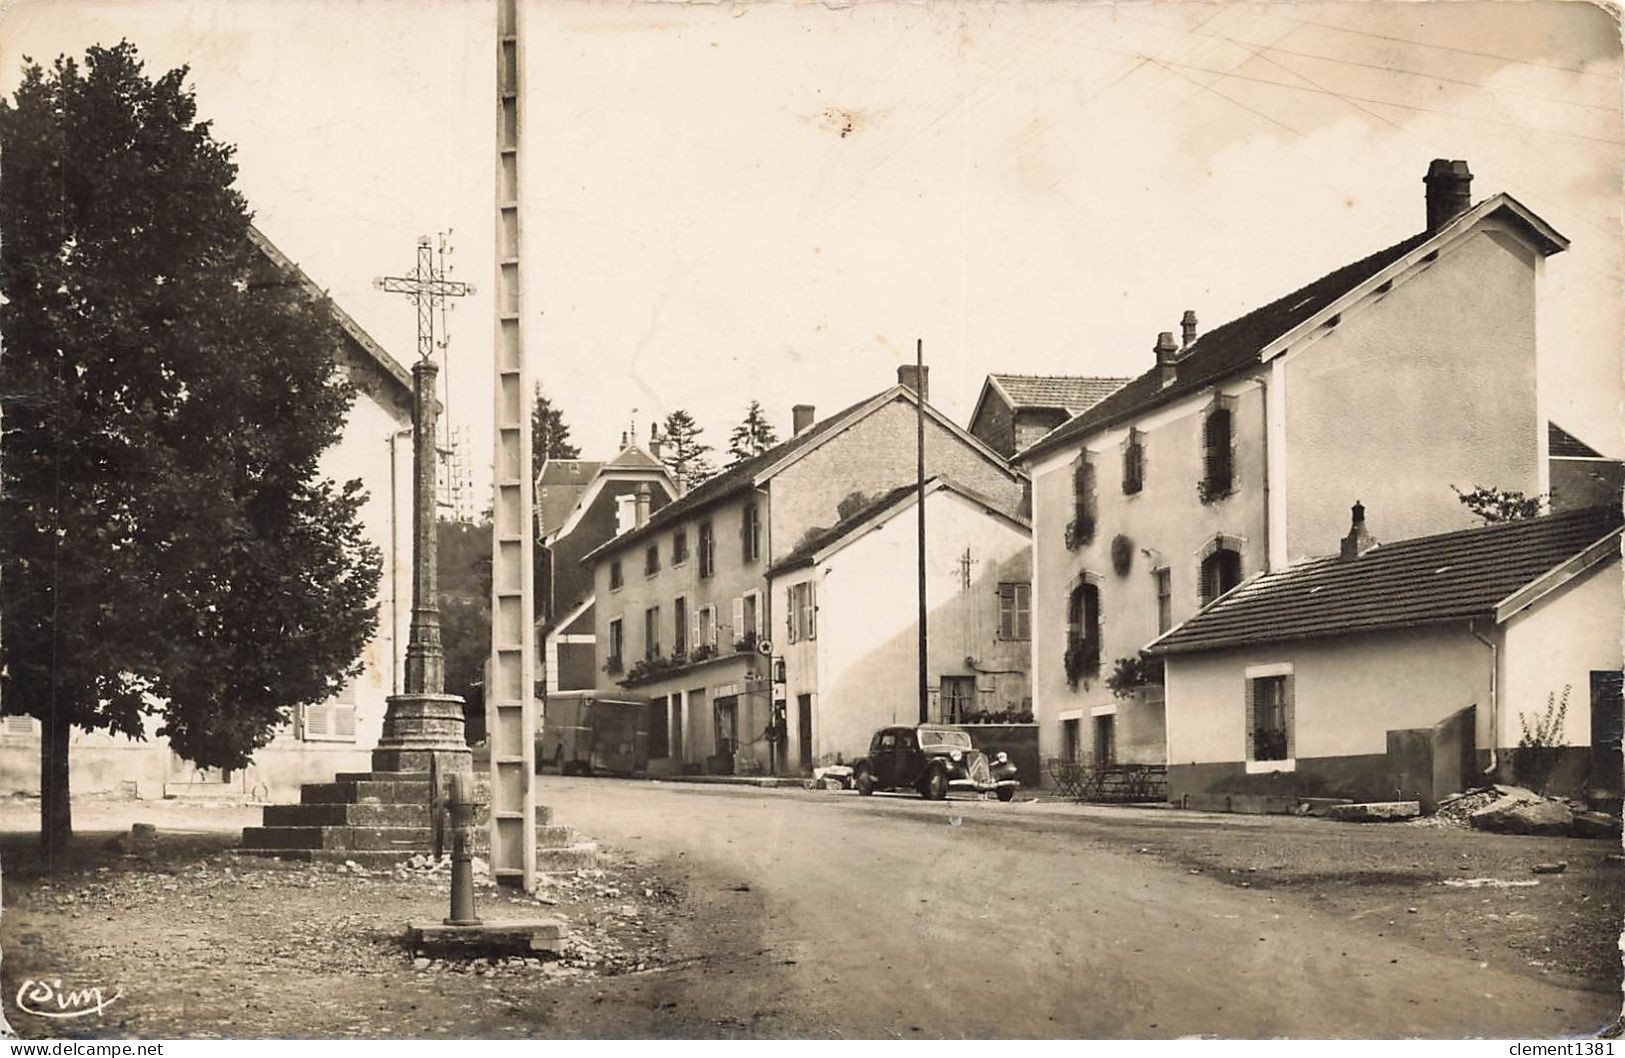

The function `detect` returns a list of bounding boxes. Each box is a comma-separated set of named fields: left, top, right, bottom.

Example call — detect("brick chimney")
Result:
left=635, top=483, right=651, bottom=528
left=648, top=421, right=662, bottom=460
left=897, top=364, right=929, bottom=402
left=792, top=404, right=816, bottom=436
left=1155, top=331, right=1180, bottom=388
left=1424, top=159, right=1473, bottom=231
left=1180, top=310, right=1198, bottom=351
left=1339, top=501, right=1377, bottom=560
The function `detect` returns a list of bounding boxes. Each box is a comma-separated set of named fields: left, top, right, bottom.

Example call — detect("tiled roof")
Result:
left=603, top=445, right=664, bottom=471
left=990, top=374, right=1129, bottom=412
left=768, top=478, right=1028, bottom=575
left=1149, top=505, right=1622, bottom=656
left=1550, top=422, right=1607, bottom=459
left=538, top=459, right=602, bottom=486
left=580, top=389, right=888, bottom=562
left=1019, top=228, right=1434, bottom=462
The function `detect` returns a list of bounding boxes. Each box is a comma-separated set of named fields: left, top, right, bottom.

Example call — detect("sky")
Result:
left=3, top=0, right=1621, bottom=498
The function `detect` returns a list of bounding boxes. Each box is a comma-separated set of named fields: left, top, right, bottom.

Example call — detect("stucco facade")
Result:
left=771, top=484, right=1032, bottom=768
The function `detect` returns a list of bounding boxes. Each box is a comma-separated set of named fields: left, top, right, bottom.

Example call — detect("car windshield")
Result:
left=918, top=728, right=972, bottom=749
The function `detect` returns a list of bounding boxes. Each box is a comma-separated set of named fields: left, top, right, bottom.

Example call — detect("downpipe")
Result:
left=1469, top=619, right=1498, bottom=775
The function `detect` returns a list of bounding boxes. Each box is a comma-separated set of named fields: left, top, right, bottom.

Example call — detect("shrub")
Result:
left=1512, top=685, right=1570, bottom=794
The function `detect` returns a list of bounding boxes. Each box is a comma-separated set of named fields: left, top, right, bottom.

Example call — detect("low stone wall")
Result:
left=964, top=724, right=1040, bottom=787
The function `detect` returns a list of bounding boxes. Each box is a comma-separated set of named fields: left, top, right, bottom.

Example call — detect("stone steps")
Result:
left=233, top=848, right=423, bottom=867
left=241, top=824, right=433, bottom=852
left=301, top=778, right=431, bottom=805
left=263, top=802, right=430, bottom=828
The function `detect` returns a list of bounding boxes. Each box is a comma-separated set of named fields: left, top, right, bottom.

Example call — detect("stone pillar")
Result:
left=375, top=359, right=471, bottom=778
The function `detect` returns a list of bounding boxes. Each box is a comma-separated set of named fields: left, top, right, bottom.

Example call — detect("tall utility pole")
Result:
left=916, top=338, right=929, bottom=725
left=489, top=0, right=538, bottom=891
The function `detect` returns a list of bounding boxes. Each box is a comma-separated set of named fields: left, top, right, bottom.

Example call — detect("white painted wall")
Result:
left=1500, top=556, right=1623, bottom=749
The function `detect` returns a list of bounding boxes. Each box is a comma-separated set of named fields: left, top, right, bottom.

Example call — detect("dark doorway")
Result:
left=1591, top=670, right=1623, bottom=796
left=647, top=696, right=669, bottom=760
left=797, top=693, right=813, bottom=770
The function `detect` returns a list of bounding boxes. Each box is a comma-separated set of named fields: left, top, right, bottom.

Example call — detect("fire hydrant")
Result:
left=445, top=771, right=483, bottom=926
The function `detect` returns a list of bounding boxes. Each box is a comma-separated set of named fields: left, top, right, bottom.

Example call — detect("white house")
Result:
left=766, top=477, right=1033, bottom=771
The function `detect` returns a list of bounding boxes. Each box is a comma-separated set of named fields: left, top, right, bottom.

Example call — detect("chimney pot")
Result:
left=792, top=403, right=816, bottom=436
left=1424, top=159, right=1473, bottom=231
left=897, top=364, right=930, bottom=402
left=1154, top=331, right=1180, bottom=388
left=1340, top=500, right=1377, bottom=559
left=1180, top=310, right=1198, bottom=350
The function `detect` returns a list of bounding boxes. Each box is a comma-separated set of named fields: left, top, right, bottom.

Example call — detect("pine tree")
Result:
left=660, top=409, right=715, bottom=491
left=0, top=44, right=383, bottom=852
left=726, top=401, right=780, bottom=467
left=531, top=384, right=581, bottom=468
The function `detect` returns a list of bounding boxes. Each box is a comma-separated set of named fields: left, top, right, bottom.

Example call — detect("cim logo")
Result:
left=15, top=978, right=121, bottom=1020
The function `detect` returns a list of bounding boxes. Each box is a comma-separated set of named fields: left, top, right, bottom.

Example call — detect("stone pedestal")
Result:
left=372, top=692, right=473, bottom=776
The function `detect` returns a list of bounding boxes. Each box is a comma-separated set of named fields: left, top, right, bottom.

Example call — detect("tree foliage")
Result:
left=1453, top=485, right=1545, bottom=524
left=659, top=409, right=714, bottom=491
left=726, top=400, right=780, bottom=467
left=531, top=384, right=580, bottom=468
left=0, top=43, right=382, bottom=848
left=436, top=517, right=492, bottom=738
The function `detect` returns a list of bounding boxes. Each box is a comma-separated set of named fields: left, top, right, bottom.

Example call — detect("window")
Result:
left=1246, top=673, right=1294, bottom=762
left=941, top=676, right=976, bottom=723
left=1067, top=453, right=1096, bottom=549
left=673, top=530, right=688, bottom=566
left=1154, top=568, right=1172, bottom=634
left=607, top=618, right=624, bottom=672
left=303, top=682, right=358, bottom=743
left=1201, top=403, right=1234, bottom=499
left=698, top=521, right=715, bottom=578
left=786, top=582, right=817, bottom=642
left=697, top=606, right=716, bottom=650
left=644, top=606, right=662, bottom=659
left=644, top=544, right=660, bottom=577
left=673, top=597, right=688, bottom=659
left=1065, top=579, right=1101, bottom=686
left=998, top=582, right=1031, bottom=640
left=741, top=501, right=761, bottom=563
left=609, top=558, right=623, bottom=591
left=742, top=592, right=759, bottom=639
left=1094, top=714, right=1116, bottom=766
left=1122, top=429, right=1144, bottom=495
left=1200, top=547, right=1242, bottom=607
left=1061, top=718, right=1081, bottom=762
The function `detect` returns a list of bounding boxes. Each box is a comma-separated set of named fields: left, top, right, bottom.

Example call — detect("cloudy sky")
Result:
left=3, top=0, right=1620, bottom=494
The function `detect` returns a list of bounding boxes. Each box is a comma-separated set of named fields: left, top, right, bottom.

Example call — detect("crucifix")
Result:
left=371, top=237, right=474, bottom=765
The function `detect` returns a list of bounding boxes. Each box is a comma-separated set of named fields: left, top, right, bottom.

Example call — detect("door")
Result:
left=1094, top=714, right=1115, bottom=767
left=1062, top=718, right=1081, bottom=762
left=1591, top=670, right=1623, bottom=796
left=873, top=730, right=898, bottom=786
left=894, top=728, right=921, bottom=786
left=671, top=691, right=685, bottom=765
left=714, top=696, right=739, bottom=758
left=797, top=694, right=813, bottom=770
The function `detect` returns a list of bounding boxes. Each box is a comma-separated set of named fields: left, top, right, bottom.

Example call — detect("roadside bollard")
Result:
left=445, top=771, right=483, bottom=926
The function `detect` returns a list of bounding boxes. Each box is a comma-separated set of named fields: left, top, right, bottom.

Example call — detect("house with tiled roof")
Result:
left=534, top=435, right=675, bottom=702
left=765, top=478, right=1032, bottom=770
left=1147, top=504, right=1622, bottom=809
left=969, top=374, right=1129, bottom=459
left=1014, top=159, right=1572, bottom=781
left=1548, top=422, right=1624, bottom=513
left=581, top=367, right=1026, bottom=776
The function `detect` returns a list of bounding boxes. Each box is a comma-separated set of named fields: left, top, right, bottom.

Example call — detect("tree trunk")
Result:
left=40, top=709, right=72, bottom=856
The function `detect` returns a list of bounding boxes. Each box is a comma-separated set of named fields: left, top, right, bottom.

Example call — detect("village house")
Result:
left=535, top=434, right=676, bottom=698
left=1548, top=422, right=1625, bottom=512
left=967, top=374, right=1129, bottom=460
left=1147, top=504, right=1622, bottom=811
left=581, top=367, right=1027, bottom=776
left=0, top=226, right=416, bottom=802
left=1016, top=160, right=1571, bottom=777
left=766, top=477, right=1032, bottom=773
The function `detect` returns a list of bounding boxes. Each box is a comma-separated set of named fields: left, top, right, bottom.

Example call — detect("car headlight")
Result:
left=950, top=750, right=962, bottom=762
left=995, top=752, right=1008, bottom=764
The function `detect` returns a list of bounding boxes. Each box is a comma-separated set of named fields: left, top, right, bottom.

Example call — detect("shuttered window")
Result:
left=1245, top=674, right=1294, bottom=762
left=998, top=583, right=1030, bottom=640
left=785, top=582, right=817, bottom=642
left=698, top=521, right=715, bottom=578
left=741, top=502, right=761, bottom=563
left=304, top=682, right=358, bottom=743
left=1, top=715, right=39, bottom=739
left=1122, top=429, right=1145, bottom=495
left=1202, top=402, right=1236, bottom=499
left=674, top=597, right=688, bottom=658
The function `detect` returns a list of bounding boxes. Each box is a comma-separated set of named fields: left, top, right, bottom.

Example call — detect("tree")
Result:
left=436, top=517, right=491, bottom=741
left=726, top=400, right=780, bottom=467
left=1453, top=485, right=1545, bottom=524
left=0, top=43, right=382, bottom=853
left=659, top=409, right=715, bottom=491
left=531, top=384, right=580, bottom=469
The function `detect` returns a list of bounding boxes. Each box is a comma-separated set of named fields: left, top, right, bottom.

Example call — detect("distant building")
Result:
left=0, top=225, right=417, bottom=801
left=1016, top=160, right=1571, bottom=780
left=1149, top=505, right=1623, bottom=808
left=536, top=439, right=677, bottom=700
left=582, top=367, right=1027, bottom=777
left=969, top=374, right=1128, bottom=459
left=767, top=477, right=1032, bottom=769
left=1549, top=422, right=1624, bottom=512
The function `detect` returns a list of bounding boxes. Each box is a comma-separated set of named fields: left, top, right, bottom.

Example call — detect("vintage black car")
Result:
left=853, top=724, right=1020, bottom=801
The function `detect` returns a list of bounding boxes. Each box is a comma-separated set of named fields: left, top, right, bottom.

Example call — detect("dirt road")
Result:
left=543, top=776, right=1621, bottom=1038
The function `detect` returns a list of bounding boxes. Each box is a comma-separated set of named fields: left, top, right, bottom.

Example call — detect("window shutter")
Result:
left=304, top=702, right=331, bottom=740
left=1283, top=675, right=1296, bottom=760
left=808, top=582, right=817, bottom=639
left=786, top=588, right=796, bottom=642
left=732, top=597, right=744, bottom=642
left=1243, top=678, right=1256, bottom=762
left=2, top=715, right=37, bottom=738
left=334, top=705, right=358, bottom=740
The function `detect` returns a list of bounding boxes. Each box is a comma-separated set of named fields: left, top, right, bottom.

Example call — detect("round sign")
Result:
left=756, top=638, right=774, bottom=656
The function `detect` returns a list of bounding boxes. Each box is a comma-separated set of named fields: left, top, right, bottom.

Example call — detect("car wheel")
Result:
left=855, top=765, right=875, bottom=796
left=996, top=786, right=1016, bottom=802
left=921, top=765, right=948, bottom=801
